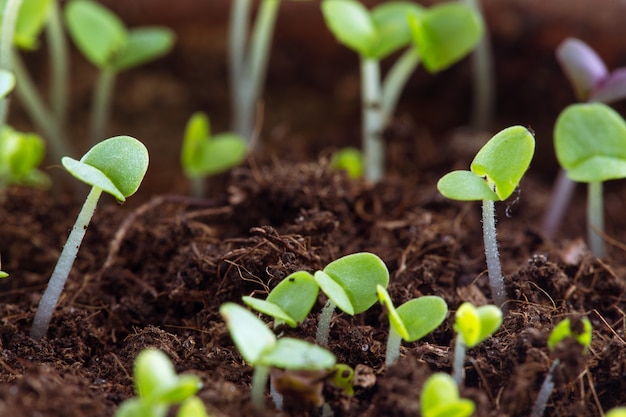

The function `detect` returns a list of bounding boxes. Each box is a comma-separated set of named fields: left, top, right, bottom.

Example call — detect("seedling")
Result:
left=220, top=302, right=336, bottom=411
left=554, top=102, right=626, bottom=258
left=243, top=270, right=319, bottom=328
left=0, top=254, right=8, bottom=278
left=322, top=0, right=482, bottom=181
left=606, top=408, right=626, bottom=417
left=0, top=125, right=49, bottom=188
left=181, top=112, right=247, bottom=197
left=64, top=0, right=175, bottom=144
left=421, top=373, right=475, bottom=417
left=330, top=147, right=363, bottom=179
left=313, top=252, right=389, bottom=347
left=30, top=136, right=149, bottom=340
left=530, top=316, right=592, bottom=417
left=437, top=126, right=534, bottom=307
left=115, top=348, right=206, bottom=417
left=452, top=302, right=502, bottom=386
left=376, top=285, right=447, bottom=366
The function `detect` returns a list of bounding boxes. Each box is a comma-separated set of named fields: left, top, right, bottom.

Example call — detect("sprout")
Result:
left=243, top=270, right=319, bottom=328
left=530, top=316, right=592, bottom=417
left=554, top=102, right=626, bottom=258
left=437, top=126, right=534, bottom=307
left=64, top=0, right=175, bottom=144
left=421, top=373, right=475, bottom=417
left=0, top=126, right=49, bottom=188
left=606, top=408, right=626, bottom=417
left=181, top=112, right=247, bottom=197
left=30, top=136, right=149, bottom=340
left=313, top=252, right=389, bottom=347
left=220, top=302, right=336, bottom=411
left=330, top=147, right=363, bottom=179
left=452, top=302, right=502, bottom=386
left=376, top=285, right=448, bottom=366
left=114, top=348, right=206, bottom=417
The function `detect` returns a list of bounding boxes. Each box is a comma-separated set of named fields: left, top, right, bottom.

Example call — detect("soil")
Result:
left=2, top=1, right=626, bottom=417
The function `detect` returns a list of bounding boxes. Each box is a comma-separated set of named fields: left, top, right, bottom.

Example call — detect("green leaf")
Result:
left=14, top=0, right=52, bottom=50
left=242, top=297, right=296, bottom=327
left=62, top=136, right=149, bottom=201
left=454, top=302, right=502, bottom=348
left=114, top=398, right=167, bottom=417
left=0, top=69, right=15, bottom=99
left=555, top=103, right=626, bottom=182
left=220, top=302, right=276, bottom=364
left=547, top=317, right=592, bottom=352
left=437, top=170, right=499, bottom=201
left=314, top=270, right=354, bottom=315
left=0, top=126, right=46, bottom=182
left=134, top=349, right=179, bottom=399
left=156, top=375, right=202, bottom=404
left=321, top=0, right=377, bottom=57
left=369, top=2, right=423, bottom=59
left=376, top=285, right=409, bottom=340
left=111, top=27, right=175, bottom=71
left=266, top=271, right=319, bottom=324
left=421, top=373, right=475, bottom=417
left=330, top=147, right=363, bottom=179
left=410, top=3, right=483, bottom=73
left=177, top=397, right=210, bottom=417
left=322, top=252, right=390, bottom=314
left=396, top=295, right=448, bottom=342
left=606, top=408, right=626, bottom=417
left=64, top=0, right=127, bottom=68
left=259, top=337, right=336, bottom=370
left=0, top=271, right=8, bottom=278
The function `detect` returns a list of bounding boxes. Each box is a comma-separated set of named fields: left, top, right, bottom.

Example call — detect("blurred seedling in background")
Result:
left=437, top=126, right=535, bottom=308
left=452, top=302, right=502, bottom=386
left=376, top=285, right=447, bottom=366
left=30, top=136, right=148, bottom=340
left=330, top=147, right=363, bottom=179
left=0, top=125, right=49, bottom=189
left=181, top=112, right=247, bottom=197
left=421, top=372, right=475, bottom=417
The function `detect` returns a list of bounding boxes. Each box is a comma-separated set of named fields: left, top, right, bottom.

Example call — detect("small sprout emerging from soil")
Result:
left=376, top=285, right=448, bottom=366
left=243, top=270, right=319, bottom=328
left=452, top=302, right=502, bottom=386
left=0, top=126, right=49, bottom=188
left=114, top=348, right=206, bottom=417
left=30, top=136, right=149, bottom=340
left=220, top=302, right=336, bottom=411
left=530, top=316, right=592, bottom=417
left=181, top=111, right=247, bottom=197
left=330, top=147, right=363, bottom=179
left=0, top=69, right=15, bottom=99
left=314, top=252, right=390, bottom=347
left=437, top=126, right=535, bottom=307
left=421, top=372, right=475, bottom=417
left=606, top=408, right=626, bottom=417
left=554, top=102, right=626, bottom=258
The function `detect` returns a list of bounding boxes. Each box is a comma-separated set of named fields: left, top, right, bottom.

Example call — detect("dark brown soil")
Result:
left=2, top=1, right=626, bottom=416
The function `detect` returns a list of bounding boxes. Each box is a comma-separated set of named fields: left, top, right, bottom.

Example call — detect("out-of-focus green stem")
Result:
left=588, top=181, right=605, bottom=258
left=46, top=0, right=69, bottom=127
left=89, top=68, right=117, bottom=145
left=381, top=46, right=420, bottom=124
left=0, top=0, right=23, bottom=127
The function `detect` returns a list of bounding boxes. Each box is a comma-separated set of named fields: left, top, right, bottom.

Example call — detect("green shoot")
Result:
left=64, top=0, right=175, bottom=144
left=243, top=270, right=319, bottom=328
left=0, top=254, right=7, bottom=278
left=421, top=373, right=475, bottom=417
left=376, top=285, right=447, bottom=366
left=181, top=112, right=247, bottom=197
left=313, top=252, right=389, bottom=347
left=554, top=102, right=626, bottom=258
left=220, top=302, right=336, bottom=411
left=330, top=147, right=363, bottom=179
left=452, top=302, right=502, bottom=386
left=30, top=136, right=148, bottom=340
left=0, top=125, right=49, bottom=188
left=114, top=348, right=206, bottom=417
left=606, top=408, right=626, bottom=417
left=437, top=126, right=535, bottom=307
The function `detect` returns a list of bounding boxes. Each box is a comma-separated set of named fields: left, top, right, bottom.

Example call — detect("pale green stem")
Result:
left=189, top=177, right=205, bottom=198
left=530, top=359, right=559, bottom=417
left=385, top=326, right=402, bottom=367
left=316, top=299, right=336, bottom=347
left=0, top=0, right=23, bottom=127
left=381, top=46, right=420, bottom=124
left=251, top=364, right=270, bottom=411
left=229, top=0, right=250, bottom=100
left=588, top=181, right=605, bottom=258
left=46, top=0, right=69, bottom=126
left=542, top=169, right=576, bottom=239
left=361, top=57, right=383, bottom=182
left=89, top=68, right=117, bottom=145
left=482, top=199, right=506, bottom=308
left=452, top=334, right=466, bottom=386
left=30, top=186, right=103, bottom=340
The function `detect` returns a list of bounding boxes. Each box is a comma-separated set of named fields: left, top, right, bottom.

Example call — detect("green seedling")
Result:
left=421, top=372, right=475, bottom=417
left=330, top=147, right=363, bottom=179
left=0, top=254, right=7, bottom=278
left=0, top=125, right=49, bottom=188
left=243, top=270, right=319, bottom=328
left=313, top=252, right=389, bottom=347
left=376, top=285, right=447, bottom=366
left=452, top=302, right=502, bottom=386
left=554, top=102, right=626, bottom=258
left=606, top=408, right=626, bottom=417
left=437, top=126, right=534, bottom=308
left=322, top=0, right=482, bottom=181
left=115, top=348, right=206, bottom=417
left=181, top=112, right=247, bottom=197
left=530, top=316, right=592, bottom=417
left=220, top=302, right=336, bottom=411
left=30, top=136, right=148, bottom=340
left=64, top=0, right=175, bottom=144
left=0, top=68, right=15, bottom=99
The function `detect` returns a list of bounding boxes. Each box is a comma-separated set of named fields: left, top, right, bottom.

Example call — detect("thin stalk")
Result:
left=189, top=177, right=205, bottom=199
left=46, top=0, right=69, bottom=127
left=530, top=359, right=559, bottom=417
left=316, top=299, right=336, bottom=347
left=452, top=334, right=466, bottom=386
left=0, top=0, right=23, bottom=127
left=381, top=46, right=420, bottom=124
left=588, top=181, right=605, bottom=258
left=385, top=326, right=402, bottom=367
left=482, top=199, right=506, bottom=308
left=361, top=57, right=383, bottom=182
left=30, top=186, right=103, bottom=340
left=89, top=68, right=117, bottom=145
left=229, top=0, right=250, bottom=102
left=542, top=169, right=576, bottom=239
left=251, top=364, right=270, bottom=410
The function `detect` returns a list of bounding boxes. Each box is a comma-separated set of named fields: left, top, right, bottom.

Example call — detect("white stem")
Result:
left=360, top=57, right=383, bottom=182
left=588, top=181, right=605, bottom=258
left=316, top=299, right=336, bottom=347
left=251, top=364, right=270, bottom=410
left=542, top=169, right=576, bottom=239
left=452, top=334, right=466, bottom=386
left=385, top=326, right=402, bottom=367
left=30, top=187, right=102, bottom=340
left=530, top=359, right=559, bottom=417
left=46, top=0, right=69, bottom=127
left=482, top=199, right=506, bottom=308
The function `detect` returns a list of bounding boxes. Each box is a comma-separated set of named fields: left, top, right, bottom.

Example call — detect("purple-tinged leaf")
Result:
left=556, top=37, right=607, bottom=101
left=590, top=68, right=626, bottom=104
